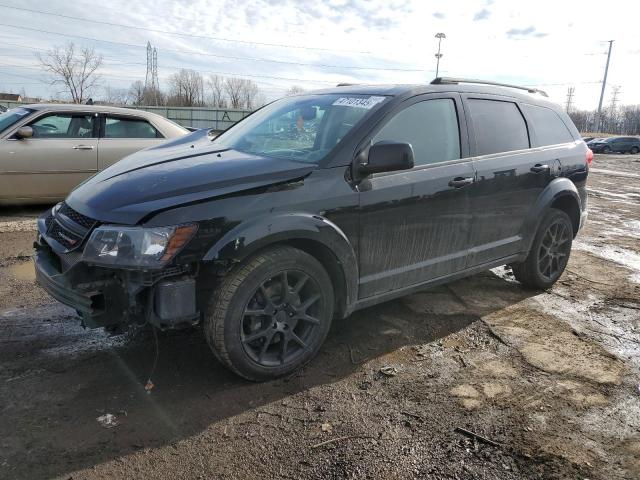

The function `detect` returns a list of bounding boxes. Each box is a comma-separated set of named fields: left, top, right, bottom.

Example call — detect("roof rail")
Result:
left=430, top=77, right=548, bottom=97
left=336, top=83, right=358, bottom=87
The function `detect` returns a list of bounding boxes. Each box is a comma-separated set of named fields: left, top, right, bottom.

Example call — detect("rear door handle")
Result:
left=530, top=163, right=550, bottom=173
left=73, top=145, right=94, bottom=150
left=448, top=177, right=474, bottom=188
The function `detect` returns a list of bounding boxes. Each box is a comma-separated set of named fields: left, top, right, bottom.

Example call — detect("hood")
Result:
left=66, top=138, right=316, bottom=225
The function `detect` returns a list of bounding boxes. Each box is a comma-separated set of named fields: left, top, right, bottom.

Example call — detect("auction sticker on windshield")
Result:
left=332, top=96, right=386, bottom=109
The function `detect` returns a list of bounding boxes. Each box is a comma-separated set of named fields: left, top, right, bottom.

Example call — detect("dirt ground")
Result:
left=1, top=153, right=639, bottom=480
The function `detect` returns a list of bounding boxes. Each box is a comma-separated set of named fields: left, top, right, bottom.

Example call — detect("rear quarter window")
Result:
left=521, top=104, right=574, bottom=146
left=467, top=99, right=529, bottom=156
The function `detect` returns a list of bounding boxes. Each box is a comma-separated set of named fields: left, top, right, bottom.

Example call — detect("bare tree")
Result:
left=286, top=86, right=305, bottom=96
left=167, top=69, right=204, bottom=107
left=224, top=77, right=244, bottom=109
left=128, top=80, right=145, bottom=105
left=241, top=79, right=260, bottom=109
left=36, top=42, right=103, bottom=103
left=102, top=86, right=129, bottom=105
left=207, top=74, right=227, bottom=107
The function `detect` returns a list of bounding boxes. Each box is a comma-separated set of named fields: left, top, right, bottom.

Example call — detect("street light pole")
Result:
left=435, top=32, right=446, bottom=78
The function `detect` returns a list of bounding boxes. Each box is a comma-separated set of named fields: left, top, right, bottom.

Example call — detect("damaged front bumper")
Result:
left=34, top=236, right=200, bottom=330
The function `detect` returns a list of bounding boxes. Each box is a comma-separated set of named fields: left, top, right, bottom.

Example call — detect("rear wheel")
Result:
left=631, top=146, right=639, bottom=155
left=511, top=209, right=573, bottom=289
left=203, top=246, right=334, bottom=381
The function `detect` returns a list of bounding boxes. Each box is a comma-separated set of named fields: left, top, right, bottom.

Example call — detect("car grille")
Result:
left=58, top=203, right=97, bottom=230
left=44, top=203, right=98, bottom=253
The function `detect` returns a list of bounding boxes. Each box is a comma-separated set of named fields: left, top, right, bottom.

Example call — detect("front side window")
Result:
left=521, top=104, right=574, bottom=146
left=373, top=98, right=461, bottom=166
left=467, top=99, right=529, bottom=155
left=29, top=113, right=95, bottom=138
left=105, top=116, right=160, bottom=138
left=212, top=94, right=389, bottom=163
left=0, top=107, right=33, bottom=134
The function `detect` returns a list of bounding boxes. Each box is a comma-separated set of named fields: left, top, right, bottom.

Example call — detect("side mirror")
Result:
left=16, top=126, right=33, bottom=139
left=358, top=141, right=414, bottom=175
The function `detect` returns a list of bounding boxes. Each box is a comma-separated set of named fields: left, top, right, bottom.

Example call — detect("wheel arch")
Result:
left=203, top=213, right=358, bottom=318
left=521, top=178, right=582, bottom=252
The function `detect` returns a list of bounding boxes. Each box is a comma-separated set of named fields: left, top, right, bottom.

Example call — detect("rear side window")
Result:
left=105, top=116, right=160, bottom=138
left=521, top=104, right=574, bottom=146
left=467, top=99, right=529, bottom=155
left=373, top=98, right=460, bottom=166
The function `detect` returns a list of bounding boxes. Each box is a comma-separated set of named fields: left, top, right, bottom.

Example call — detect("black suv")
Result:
left=588, top=136, right=640, bottom=154
left=34, top=78, right=590, bottom=381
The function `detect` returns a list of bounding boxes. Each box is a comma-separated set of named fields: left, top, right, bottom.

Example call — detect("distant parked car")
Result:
left=0, top=104, right=189, bottom=204
left=582, top=136, right=595, bottom=143
left=0, top=105, right=6, bottom=113
left=588, top=136, right=640, bottom=154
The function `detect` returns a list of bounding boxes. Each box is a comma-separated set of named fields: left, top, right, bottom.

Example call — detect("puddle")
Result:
left=8, top=261, right=35, bottom=281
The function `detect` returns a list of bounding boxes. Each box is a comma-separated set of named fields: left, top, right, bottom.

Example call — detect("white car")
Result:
left=0, top=104, right=189, bottom=204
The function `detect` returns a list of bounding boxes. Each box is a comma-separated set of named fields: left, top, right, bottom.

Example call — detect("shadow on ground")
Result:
left=0, top=270, right=537, bottom=479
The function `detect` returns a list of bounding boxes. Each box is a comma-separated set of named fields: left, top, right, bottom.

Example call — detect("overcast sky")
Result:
left=0, top=0, right=638, bottom=110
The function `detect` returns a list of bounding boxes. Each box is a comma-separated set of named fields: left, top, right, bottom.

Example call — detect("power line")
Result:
left=0, top=4, right=372, bottom=54
left=0, top=21, right=428, bottom=73
left=0, top=61, right=338, bottom=87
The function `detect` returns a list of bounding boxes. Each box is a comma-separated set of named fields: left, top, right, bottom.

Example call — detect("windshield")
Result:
left=0, top=107, right=34, bottom=134
left=212, top=94, right=388, bottom=163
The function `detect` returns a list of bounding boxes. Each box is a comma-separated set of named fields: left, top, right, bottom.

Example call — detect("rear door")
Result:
left=98, top=114, right=166, bottom=170
left=462, top=95, right=546, bottom=266
left=357, top=93, right=476, bottom=298
left=0, top=111, right=98, bottom=201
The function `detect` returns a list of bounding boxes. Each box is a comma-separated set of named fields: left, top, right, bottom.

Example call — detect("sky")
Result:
left=0, top=0, right=638, bottom=110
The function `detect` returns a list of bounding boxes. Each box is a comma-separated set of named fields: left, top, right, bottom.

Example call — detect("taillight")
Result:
left=586, top=148, right=594, bottom=167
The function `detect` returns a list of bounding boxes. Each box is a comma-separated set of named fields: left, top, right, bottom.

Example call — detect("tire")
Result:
left=631, top=146, right=639, bottom=155
left=602, top=146, right=611, bottom=154
left=203, top=246, right=334, bottom=381
left=511, top=209, right=573, bottom=289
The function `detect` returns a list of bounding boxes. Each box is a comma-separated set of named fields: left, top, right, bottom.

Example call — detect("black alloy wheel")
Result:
left=536, top=219, right=571, bottom=282
left=511, top=209, right=573, bottom=289
left=204, top=246, right=334, bottom=381
left=241, top=270, right=323, bottom=367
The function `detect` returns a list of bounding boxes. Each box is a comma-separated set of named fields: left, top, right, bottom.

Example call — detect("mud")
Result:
left=0, top=154, right=639, bottom=479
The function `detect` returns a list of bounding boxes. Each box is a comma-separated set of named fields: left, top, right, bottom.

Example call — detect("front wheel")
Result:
left=511, top=209, right=573, bottom=289
left=602, top=146, right=612, bottom=154
left=203, top=246, right=334, bottom=381
left=631, top=146, right=639, bottom=155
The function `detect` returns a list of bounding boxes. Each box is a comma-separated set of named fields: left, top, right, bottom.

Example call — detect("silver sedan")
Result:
left=0, top=104, right=188, bottom=204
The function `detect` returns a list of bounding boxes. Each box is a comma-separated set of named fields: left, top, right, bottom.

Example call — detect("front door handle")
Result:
left=530, top=163, right=550, bottom=173
left=73, top=145, right=94, bottom=150
left=448, top=177, right=474, bottom=188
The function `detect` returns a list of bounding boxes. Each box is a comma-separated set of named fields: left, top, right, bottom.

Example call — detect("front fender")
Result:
left=521, top=177, right=581, bottom=251
left=203, top=212, right=359, bottom=314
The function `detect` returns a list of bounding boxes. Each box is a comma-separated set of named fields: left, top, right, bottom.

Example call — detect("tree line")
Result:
left=568, top=105, right=640, bottom=135
left=34, top=42, right=303, bottom=110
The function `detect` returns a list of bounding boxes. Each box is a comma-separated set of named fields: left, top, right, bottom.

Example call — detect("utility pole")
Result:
left=434, top=32, right=446, bottom=78
left=595, top=40, right=614, bottom=132
left=565, top=86, right=575, bottom=113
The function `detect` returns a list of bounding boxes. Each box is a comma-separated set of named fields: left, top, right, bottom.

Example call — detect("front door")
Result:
left=357, top=94, right=475, bottom=298
left=0, top=112, right=98, bottom=201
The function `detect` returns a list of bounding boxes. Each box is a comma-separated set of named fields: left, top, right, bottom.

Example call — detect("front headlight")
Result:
left=82, top=224, right=198, bottom=268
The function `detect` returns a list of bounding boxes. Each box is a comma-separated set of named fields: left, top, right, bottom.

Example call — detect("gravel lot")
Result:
left=1, top=154, right=639, bottom=480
